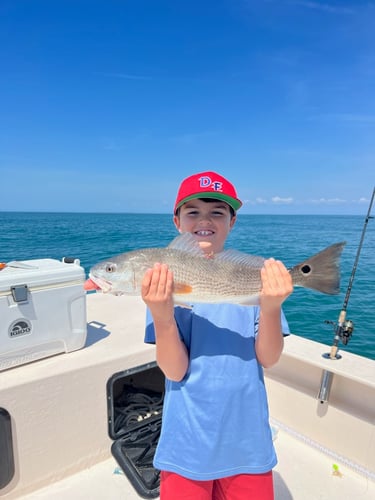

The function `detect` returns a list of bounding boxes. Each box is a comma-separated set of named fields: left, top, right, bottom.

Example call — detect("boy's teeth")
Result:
left=197, top=231, right=212, bottom=235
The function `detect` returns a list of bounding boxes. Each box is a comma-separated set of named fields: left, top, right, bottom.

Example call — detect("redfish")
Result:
left=84, top=233, right=345, bottom=306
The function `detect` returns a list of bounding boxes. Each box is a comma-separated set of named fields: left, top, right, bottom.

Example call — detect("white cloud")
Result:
left=271, top=196, right=294, bottom=204
left=310, top=197, right=347, bottom=204
left=255, top=197, right=267, bottom=204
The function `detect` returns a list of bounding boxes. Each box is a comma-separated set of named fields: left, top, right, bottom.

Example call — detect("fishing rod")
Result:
left=324, top=186, right=375, bottom=360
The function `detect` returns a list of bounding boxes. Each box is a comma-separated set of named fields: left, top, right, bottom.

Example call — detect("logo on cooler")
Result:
left=9, top=319, right=32, bottom=338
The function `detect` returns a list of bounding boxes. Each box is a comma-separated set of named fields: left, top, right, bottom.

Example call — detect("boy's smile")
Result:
left=195, top=230, right=214, bottom=236
left=173, top=198, right=236, bottom=254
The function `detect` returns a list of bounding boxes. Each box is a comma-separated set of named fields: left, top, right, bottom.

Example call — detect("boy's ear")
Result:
left=230, top=215, right=237, bottom=229
left=173, top=214, right=181, bottom=231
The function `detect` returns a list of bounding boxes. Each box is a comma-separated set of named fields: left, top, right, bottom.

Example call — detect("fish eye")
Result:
left=105, top=263, right=117, bottom=273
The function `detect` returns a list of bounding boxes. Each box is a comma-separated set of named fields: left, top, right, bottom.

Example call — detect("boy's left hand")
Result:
left=260, top=258, right=293, bottom=311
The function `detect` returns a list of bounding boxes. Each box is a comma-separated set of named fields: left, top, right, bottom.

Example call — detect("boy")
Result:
left=141, top=171, right=292, bottom=499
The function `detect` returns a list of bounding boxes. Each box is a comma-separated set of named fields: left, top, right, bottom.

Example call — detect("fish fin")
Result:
left=291, top=242, right=346, bottom=295
left=168, top=234, right=266, bottom=266
left=174, top=282, right=193, bottom=294
left=168, top=233, right=207, bottom=257
left=215, top=249, right=265, bottom=267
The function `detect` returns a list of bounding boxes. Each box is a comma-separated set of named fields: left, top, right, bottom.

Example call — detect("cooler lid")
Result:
left=0, top=259, right=85, bottom=292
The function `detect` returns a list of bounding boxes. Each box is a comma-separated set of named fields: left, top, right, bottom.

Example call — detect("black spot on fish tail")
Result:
left=300, top=264, right=312, bottom=275
left=290, top=242, right=346, bottom=295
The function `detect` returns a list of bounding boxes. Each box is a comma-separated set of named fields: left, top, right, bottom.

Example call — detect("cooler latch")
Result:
left=11, top=285, right=29, bottom=303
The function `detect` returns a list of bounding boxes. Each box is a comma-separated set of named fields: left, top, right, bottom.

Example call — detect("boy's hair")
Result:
left=174, top=171, right=242, bottom=214
left=175, top=197, right=235, bottom=218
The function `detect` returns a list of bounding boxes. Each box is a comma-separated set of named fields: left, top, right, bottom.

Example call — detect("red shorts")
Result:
left=160, top=470, right=274, bottom=500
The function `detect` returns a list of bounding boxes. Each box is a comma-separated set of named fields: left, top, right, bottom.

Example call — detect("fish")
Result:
left=84, top=233, right=346, bottom=306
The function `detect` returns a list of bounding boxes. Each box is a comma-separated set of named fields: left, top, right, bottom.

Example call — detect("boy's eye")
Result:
left=186, top=210, right=226, bottom=217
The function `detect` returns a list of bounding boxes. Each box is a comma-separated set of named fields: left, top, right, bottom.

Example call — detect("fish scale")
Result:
left=84, top=234, right=346, bottom=306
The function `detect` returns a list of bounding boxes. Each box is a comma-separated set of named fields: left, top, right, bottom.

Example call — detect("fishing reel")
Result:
left=324, top=319, right=354, bottom=345
left=321, top=187, right=373, bottom=366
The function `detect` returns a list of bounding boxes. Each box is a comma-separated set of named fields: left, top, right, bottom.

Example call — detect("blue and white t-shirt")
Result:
left=145, top=303, right=290, bottom=480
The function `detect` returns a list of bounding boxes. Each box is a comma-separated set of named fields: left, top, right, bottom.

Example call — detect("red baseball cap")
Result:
left=174, top=171, right=242, bottom=213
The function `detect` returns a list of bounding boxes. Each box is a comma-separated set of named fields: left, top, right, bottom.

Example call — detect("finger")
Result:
left=141, top=268, right=154, bottom=298
left=271, top=260, right=293, bottom=290
left=165, top=267, right=174, bottom=294
left=142, top=268, right=153, bottom=287
left=261, top=259, right=291, bottom=292
left=160, top=266, right=174, bottom=297
left=264, top=258, right=288, bottom=277
left=155, top=264, right=169, bottom=293
left=261, top=258, right=278, bottom=286
left=149, top=263, right=162, bottom=290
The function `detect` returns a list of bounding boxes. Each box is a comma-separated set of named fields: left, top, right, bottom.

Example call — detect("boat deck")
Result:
left=16, top=423, right=375, bottom=500
left=1, top=293, right=374, bottom=500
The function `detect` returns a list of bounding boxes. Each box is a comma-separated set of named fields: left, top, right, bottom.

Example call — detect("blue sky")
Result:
left=1, top=0, right=374, bottom=215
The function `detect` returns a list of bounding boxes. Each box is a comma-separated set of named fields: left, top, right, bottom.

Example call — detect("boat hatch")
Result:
left=107, top=362, right=165, bottom=499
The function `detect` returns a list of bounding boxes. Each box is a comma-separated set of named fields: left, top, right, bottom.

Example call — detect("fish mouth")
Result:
left=85, top=275, right=113, bottom=293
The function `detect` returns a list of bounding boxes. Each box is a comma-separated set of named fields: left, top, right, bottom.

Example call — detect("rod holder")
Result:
left=317, top=370, right=334, bottom=404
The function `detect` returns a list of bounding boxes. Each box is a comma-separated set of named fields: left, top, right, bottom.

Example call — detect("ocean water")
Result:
left=1, top=212, right=374, bottom=360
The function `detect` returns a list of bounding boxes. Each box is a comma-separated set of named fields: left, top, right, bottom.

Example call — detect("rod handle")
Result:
left=338, top=310, right=346, bottom=324
left=330, top=345, right=338, bottom=359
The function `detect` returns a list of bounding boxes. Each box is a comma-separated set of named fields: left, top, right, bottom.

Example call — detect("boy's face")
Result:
left=173, top=198, right=236, bottom=254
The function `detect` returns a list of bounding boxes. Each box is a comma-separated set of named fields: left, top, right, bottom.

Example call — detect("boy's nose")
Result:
left=198, top=215, right=213, bottom=224
left=197, top=211, right=213, bottom=221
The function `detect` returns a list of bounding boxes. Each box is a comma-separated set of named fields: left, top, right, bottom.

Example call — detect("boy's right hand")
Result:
left=141, top=263, right=175, bottom=322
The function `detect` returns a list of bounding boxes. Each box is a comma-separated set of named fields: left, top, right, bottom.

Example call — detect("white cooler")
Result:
left=0, top=258, right=87, bottom=371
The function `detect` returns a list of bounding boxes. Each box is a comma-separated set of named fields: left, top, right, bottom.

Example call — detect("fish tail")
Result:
left=290, top=242, right=346, bottom=295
